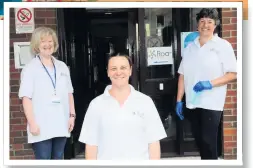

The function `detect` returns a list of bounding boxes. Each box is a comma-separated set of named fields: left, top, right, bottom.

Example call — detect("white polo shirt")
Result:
left=178, top=35, right=237, bottom=111
left=79, top=85, right=167, bottom=160
left=18, top=56, right=74, bottom=143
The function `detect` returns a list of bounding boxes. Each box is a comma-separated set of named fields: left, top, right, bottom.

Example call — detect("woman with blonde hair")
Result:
left=19, top=27, right=76, bottom=159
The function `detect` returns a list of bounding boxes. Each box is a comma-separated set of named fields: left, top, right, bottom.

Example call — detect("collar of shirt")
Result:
left=35, top=55, right=63, bottom=80
left=103, top=84, right=137, bottom=99
left=194, top=33, right=219, bottom=47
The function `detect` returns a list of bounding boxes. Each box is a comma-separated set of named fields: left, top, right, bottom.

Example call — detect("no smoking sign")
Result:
left=15, top=8, right=35, bottom=34
left=17, top=8, right=32, bottom=23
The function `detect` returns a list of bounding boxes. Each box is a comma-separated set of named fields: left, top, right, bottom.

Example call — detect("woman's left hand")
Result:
left=68, top=117, right=75, bottom=133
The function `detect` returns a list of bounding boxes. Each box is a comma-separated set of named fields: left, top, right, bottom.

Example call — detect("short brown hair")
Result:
left=30, top=27, right=59, bottom=55
left=107, top=52, right=132, bottom=68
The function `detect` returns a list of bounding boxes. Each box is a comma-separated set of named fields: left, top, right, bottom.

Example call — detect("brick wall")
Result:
left=9, top=8, right=57, bottom=159
left=221, top=8, right=237, bottom=160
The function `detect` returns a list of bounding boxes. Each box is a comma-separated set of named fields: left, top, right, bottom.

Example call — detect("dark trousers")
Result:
left=187, top=108, right=222, bottom=160
left=32, top=137, right=67, bottom=159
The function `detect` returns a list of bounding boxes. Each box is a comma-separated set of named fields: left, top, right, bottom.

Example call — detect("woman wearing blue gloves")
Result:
left=176, top=8, right=237, bottom=159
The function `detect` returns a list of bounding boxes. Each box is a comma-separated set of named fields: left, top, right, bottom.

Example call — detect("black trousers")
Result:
left=187, top=108, right=222, bottom=160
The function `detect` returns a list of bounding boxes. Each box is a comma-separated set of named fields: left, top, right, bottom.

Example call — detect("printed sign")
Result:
left=15, top=8, right=35, bottom=34
left=180, top=31, right=199, bottom=55
left=147, top=46, right=173, bottom=66
left=14, top=42, right=34, bottom=69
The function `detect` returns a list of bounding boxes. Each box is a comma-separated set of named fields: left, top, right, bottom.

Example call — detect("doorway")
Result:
left=56, top=8, right=200, bottom=159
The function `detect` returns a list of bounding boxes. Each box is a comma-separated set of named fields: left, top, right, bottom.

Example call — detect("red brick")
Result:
left=35, top=11, right=56, bottom=18
left=11, top=98, right=21, bottom=106
left=231, top=31, right=237, bottom=37
left=224, top=103, right=236, bottom=109
left=224, top=136, right=233, bottom=141
left=12, top=144, right=24, bottom=150
left=224, top=155, right=237, bottom=160
left=10, top=86, right=20, bottom=93
left=231, top=18, right=237, bottom=23
left=10, top=80, right=20, bottom=86
left=11, top=125, right=26, bottom=131
left=222, top=11, right=237, bottom=17
left=11, top=112, right=25, bottom=118
left=223, top=122, right=233, bottom=128
left=224, top=141, right=237, bottom=148
left=224, top=116, right=237, bottom=121
left=225, top=97, right=232, bottom=103
left=13, top=137, right=27, bottom=144
left=222, top=8, right=232, bottom=11
left=232, top=97, right=237, bottom=103
left=224, top=109, right=232, bottom=116
left=227, top=90, right=236, bottom=96
left=10, top=106, right=20, bottom=111
left=15, top=150, right=34, bottom=156
left=10, top=118, right=22, bottom=125
left=223, top=24, right=237, bottom=31
left=222, top=18, right=231, bottom=24
left=10, top=73, right=20, bottom=80
left=35, top=18, right=46, bottom=24
left=224, top=148, right=233, bottom=154
left=10, top=33, right=27, bottom=39
left=46, top=18, right=56, bottom=24
left=10, top=131, right=22, bottom=137
left=224, top=128, right=237, bottom=135
left=222, top=31, right=231, bottom=37
left=223, top=37, right=237, bottom=43
left=233, top=136, right=237, bottom=141
left=232, top=109, right=237, bottom=116
left=10, top=156, right=24, bottom=160
left=230, top=83, right=237, bottom=90
left=24, top=155, right=35, bottom=159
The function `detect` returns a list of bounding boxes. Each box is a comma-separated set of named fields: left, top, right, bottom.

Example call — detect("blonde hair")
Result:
left=30, top=27, right=59, bottom=55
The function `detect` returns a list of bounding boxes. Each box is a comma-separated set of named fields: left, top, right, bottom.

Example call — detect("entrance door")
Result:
left=136, top=8, right=199, bottom=157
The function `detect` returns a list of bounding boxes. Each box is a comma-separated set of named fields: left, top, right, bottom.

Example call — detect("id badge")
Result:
left=51, top=95, right=61, bottom=104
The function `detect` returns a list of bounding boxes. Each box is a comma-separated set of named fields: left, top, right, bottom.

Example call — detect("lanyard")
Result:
left=38, top=56, right=57, bottom=94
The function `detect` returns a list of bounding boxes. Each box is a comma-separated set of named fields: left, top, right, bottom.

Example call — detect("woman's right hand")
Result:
left=175, top=102, right=184, bottom=120
left=29, top=123, right=40, bottom=136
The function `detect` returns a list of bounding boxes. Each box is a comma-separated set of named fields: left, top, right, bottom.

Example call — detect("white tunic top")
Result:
left=79, top=85, right=167, bottom=160
left=178, top=35, right=237, bottom=111
left=18, top=56, right=74, bottom=143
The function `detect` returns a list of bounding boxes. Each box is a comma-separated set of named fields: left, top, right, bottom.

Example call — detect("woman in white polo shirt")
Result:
left=79, top=52, right=167, bottom=160
left=18, top=27, right=76, bottom=159
left=176, top=8, right=237, bottom=159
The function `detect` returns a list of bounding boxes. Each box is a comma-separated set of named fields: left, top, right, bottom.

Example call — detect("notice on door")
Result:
left=15, top=8, right=35, bottom=34
left=147, top=47, right=173, bottom=66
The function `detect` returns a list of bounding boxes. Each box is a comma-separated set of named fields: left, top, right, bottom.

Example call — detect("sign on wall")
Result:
left=180, top=31, right=199, bottom=55
left=147, top=46, right=173, bottom=66
left=14, top=42, right=34, bottom=69
left=15, top=8, right=35, bottom=34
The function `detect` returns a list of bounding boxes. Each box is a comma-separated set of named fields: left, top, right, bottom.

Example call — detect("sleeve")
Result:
left=18, top=65, right=34, bottom=99
left=144, top=97, right=167, bottom=143
left=79, top=101, right=99, bottom=146
left=65, top=64, right=74, bottom=93
left=177, top=60, right=184, bottom=75
left=220, top=41, right=237, bottom=73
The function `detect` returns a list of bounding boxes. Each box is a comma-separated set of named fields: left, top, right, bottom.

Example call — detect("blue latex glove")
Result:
left=175, top=102, right=184, bottom=120
left=193, top=81, right=213, bottom=92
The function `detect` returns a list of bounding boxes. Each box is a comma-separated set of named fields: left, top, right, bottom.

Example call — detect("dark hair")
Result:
left=107, top=52, right=132, bottom=68
left=196, top=8, right=220, bottom=26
